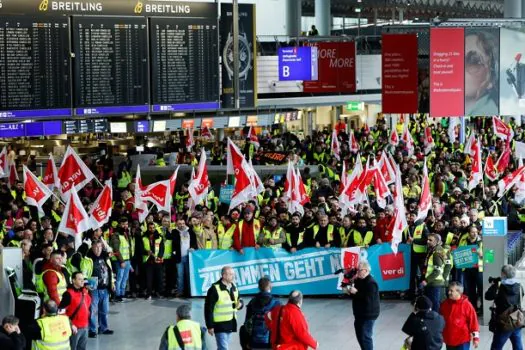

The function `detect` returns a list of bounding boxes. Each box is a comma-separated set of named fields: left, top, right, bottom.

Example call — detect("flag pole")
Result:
left=51, top=191, right=66, bottom=206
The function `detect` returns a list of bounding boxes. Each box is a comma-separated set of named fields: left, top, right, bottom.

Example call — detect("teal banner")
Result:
left=452, top=245, right=479, bottom=269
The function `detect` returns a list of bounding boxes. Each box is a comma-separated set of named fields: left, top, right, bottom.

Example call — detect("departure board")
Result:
left=64, top=119, right=109, bottom=134
left=150, top=17, right=220, bottom=112
left=73, top=16, right=149, bottom=116
left=0, top=17, right=71, bottom=119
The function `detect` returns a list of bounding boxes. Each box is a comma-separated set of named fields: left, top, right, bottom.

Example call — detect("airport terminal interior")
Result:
left=2, top=0, right=525, bottom=350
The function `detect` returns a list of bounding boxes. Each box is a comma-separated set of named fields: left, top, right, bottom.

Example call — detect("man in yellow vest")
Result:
left=110, top=217, right=133, bottom=303
left=403, top=213, right=429, bottom=299
left=160, top=216, right=176, bottom=298
left=204, top=266, right=243, bottom=350
left=159, top=304, right=206, bottom=350
left=284, top=213, right=305, bottom=253
left=421, top=234, right=445, bottom=312
left=348, top=218, right=374, bottom=248
left=30, top=300, right=72, bottom=350
left=217, top=215, right=236, bottom=250
left=41, top=250, right=68, bottom=305
left=304, top=214, right=334, bottom=248
left=143, top=222, right=165, bottom=300
left=259, top=217, right=286, bottom=248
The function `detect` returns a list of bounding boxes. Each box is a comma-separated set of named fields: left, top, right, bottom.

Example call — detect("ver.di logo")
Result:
left=39, top=0, right=49, bottom=11
left=134, top=0, right=143, bottom=14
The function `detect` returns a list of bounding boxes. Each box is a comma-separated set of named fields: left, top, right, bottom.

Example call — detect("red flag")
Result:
left=390, top=165, right=408, bottom=254
left=42, top=154, right=60, bottom=190
left=468, top=138, right=483, bottom=191
left=88, top=180, right=113, bottom=229
left=23, top=165, right=52, bottom=210
left=339, top=160, right=348, bottom=195
left=0, top=146, right=7, bottom=177
left=498, top=166, right=525, bottom=196
left=485, top=155, right=498, bottom=181
left=378, top=151, right=395, bottom=185
left=464, top=133, right=476, bottom=155
left=372, top=167, right=391, bottom=209
left=247, top=159, right=265, bottom=196
left=415, top=160, right=431, bottom=222
left=227, top=138, right=253, bottom=211
left=423, top=127, right=434, bottom=154
left=495, top=147, right=512, bottom=174
left=141, top=180, right=171, bottom=213
left=201, top=126, right=212, bottom=139
left=188, top=149, right=209, bottom=205
left=58, top=146, right=95, bottom=199
left=296, top=168, right=310, bottom=206
left=349, top=130, right=360, bottom=153
left=247, top=126, right=260, bottom=148
left=284, top=161, right=295, bottom=198
left=402, top=126, right=414, bottom=156
left=331, top=130, right=341, bottom=161
left=169, top=166, right=180, bottom=197
left=389, top=129, right=399, bottom=147
left=339, top=156, right=365, bottom=212
left=493, top=116, right=514, bottom=141
left=8, top=159, right=18, bottom=188
left=58, top=189, right=91, bottom=248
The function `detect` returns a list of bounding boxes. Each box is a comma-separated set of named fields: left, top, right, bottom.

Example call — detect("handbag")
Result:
left=498, top=285, right=525, bottom=332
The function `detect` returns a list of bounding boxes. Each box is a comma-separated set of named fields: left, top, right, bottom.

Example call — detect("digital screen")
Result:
left=110, top=122, right=127, bottom=133
left=0, top=123, right=25, bottom=138
left=228, top=116, right=240, bottom=128
left=150, top=17, right=220, bottom=112
left=278, top=46, right=318, bottom=81
left=72, top=16, right=149, bottom=115
left=64, top=119, right=108, bottom=134
left=135, top=120, right=150, bottom=133
left=0, top=16, right=71, bottom=118
left=25, top=122, right=44, bottom=137
left=153, top=120, right=167, bottom=132
left=43, top=121, right=63, bottom=135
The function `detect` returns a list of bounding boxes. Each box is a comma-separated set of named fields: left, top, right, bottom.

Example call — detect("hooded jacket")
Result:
left=485, top=279, right=523, bottom=316
left=439, top=295, right=480, bottom=346
left=402, top=310, right=444, bottom=350
left=265, top=303, right=317, bottom=350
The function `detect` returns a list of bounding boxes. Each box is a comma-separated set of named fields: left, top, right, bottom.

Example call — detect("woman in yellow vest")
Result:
left=159, top=304, right=206, bottom=350
left=196, top=216, right=218, bottom=250
left=31, top=300, right=72, bottom=350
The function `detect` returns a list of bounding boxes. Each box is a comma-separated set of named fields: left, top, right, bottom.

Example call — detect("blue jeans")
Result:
left=89, top=289, right=109, bottom=333
left=177, top=256, right=189, bottom=295
left=491, top=328, right=523, bottom=350
left=115, top=260, right=131, bottom=297
left=215, top=332, right=232, bottom=350
left=424, top=285, right=442, bottom=312
left=354, top=318, right=375, bottom=350
left=447, top=342, right=470, bottom=350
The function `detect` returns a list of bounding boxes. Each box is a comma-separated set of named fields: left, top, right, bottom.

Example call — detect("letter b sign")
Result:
left=282, top=66, right=290, bottom=78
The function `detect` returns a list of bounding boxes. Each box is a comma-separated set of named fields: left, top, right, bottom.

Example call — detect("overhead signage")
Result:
left=135, top=120, right=150, bottom=133
left=201, top=118, right=214, bottom=128
left=278, top=47, right=318, bottom=81
left=182, top=119, right=195, bottom=129
left=304, top=42, right=356, bottom=93
left=0, top=123, right=26, bottom=138
left=347, top=101, right=364, bottom=111
left=64, top=119, right=108, bottom=134
left=430, top=28, right=465, bottom=117
left=482, top=217, right=507, bottom=237
left=0, top=0, right=217, bottom=17
left=382, top=34, right=419, bottom=113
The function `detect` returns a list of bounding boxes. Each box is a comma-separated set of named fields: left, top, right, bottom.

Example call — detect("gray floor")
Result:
left=87, top=297, right=520, bottom=350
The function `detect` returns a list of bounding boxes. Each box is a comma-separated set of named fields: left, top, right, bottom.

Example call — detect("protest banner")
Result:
left=452, top=245, right=479, bottom=269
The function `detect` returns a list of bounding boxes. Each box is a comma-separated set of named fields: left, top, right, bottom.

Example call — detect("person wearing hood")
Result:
left=485, top=264, right=524, bottom=350
left=440, top=281, right=480, bottom=349
left=401, top=295, right=444, bottom=350
left=240, top=277, right=280, bottom=349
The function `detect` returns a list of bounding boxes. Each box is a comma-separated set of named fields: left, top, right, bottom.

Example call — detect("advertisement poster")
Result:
left=382, top=34, right=418, bottom=113
left=220, top=3, right=257, bottom=108
left=500, top=28, right=525, bottom=116
left=189, top=244, right=411, bottom=296
left=430, top=28, right=465, bottom=117
left=304, top=42, right=356, bottom=93
left=465, top=28, right=499, bottom=116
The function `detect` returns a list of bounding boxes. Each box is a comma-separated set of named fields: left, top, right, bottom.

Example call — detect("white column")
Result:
left=505, top=0, right=522, bottom=18
left=315, top=0, right=331, bottom=36
left=286, top=0, right=302, bottom=37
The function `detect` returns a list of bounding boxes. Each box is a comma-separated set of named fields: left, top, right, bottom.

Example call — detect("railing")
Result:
left=507, top=230, right=525, bottom=266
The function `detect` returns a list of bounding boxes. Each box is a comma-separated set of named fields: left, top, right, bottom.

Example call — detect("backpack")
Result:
left=245, top=295, right=279, bottom=346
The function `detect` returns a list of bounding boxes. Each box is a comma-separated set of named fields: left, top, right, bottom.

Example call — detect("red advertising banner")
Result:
left=304, top=42, right=356, bottom=93
left=381, top=34, right=419, bottom=113
left=430, top=28, right=465, bottom=117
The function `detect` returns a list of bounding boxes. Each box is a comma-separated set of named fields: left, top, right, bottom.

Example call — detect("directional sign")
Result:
left=278, top=47, right=318, bottom=81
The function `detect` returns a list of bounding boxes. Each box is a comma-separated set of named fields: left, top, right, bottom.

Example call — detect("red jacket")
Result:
left=42, top=261, right=66, bottom=305
left=62, top=287, right=91, bottom=328
left=265, top=303, right=317, bottom=350
left=233, top=219, right=259, bottom=250
left=439, top=295, right=480, bottom=346
left=375, top=216, right=393, bottom=243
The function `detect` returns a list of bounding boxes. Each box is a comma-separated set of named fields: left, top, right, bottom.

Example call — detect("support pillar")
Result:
left=505, top=0, right=522, bottom=18
left=286, top=0, right=302, bottom=37
left=315, top=0, right=331, bottom=36
left=398, top=8, right=404, bottom=22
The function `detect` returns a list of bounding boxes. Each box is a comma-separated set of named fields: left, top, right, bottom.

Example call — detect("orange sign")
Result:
left=182, top=119, right=195, bottom=129
left=247, top=115, right=258, bottom=126
left=201, top=118, right=214, bottom=128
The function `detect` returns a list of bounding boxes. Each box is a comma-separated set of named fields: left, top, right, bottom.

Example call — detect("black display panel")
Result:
left=64, top=119, right=109, bottom=134
left=150, top=17, right=219, bottom=112
left=72, top=16, right=149, bottom=116
left=0, top=16, right=71, bottom=119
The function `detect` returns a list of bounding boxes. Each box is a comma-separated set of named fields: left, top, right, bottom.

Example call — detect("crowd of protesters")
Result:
left=1, top=114, right=525, bottom=349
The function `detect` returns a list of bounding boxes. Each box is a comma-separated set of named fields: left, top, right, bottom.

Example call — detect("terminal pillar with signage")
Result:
left=481, top=217, right=508, bottom=325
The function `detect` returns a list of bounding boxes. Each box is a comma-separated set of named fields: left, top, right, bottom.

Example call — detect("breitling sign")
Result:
left=0, top=0, right=215, bottom=17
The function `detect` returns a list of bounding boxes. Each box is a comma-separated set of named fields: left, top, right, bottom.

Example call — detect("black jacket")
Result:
left=172, top=228, right=197, bottom=264
left=352, top=274, right=380, bottom=320
left=486, top=280, right=523, bottom=316
left=402, top=310, right=444, bottom=350
left=0, top=328, right=26, bottom=350
left=204, top=280, right=239, bottom=333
